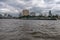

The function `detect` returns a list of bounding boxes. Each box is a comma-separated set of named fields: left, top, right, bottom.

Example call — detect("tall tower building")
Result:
left=22, top=9, right=29, bottom=16
left=49, top=10, right=52, bottom=17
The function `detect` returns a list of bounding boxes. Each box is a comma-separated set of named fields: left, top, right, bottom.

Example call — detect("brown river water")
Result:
left=0, top=19, right=60, bottom=40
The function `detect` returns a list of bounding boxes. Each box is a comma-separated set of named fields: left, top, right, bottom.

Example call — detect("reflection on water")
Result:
left=0, top=19, right=60, bottom=40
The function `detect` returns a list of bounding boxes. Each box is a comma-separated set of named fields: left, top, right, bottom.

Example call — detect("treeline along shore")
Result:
left=19, top=15, right=58, bottom=20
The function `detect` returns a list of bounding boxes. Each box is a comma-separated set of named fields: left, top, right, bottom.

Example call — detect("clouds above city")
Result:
left=0, top=0, right=60, bottom=14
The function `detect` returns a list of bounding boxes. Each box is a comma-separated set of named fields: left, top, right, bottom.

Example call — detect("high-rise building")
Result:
left=22, top=9, right=29, bottom=16
left=49, top=10, right=52, bottom=17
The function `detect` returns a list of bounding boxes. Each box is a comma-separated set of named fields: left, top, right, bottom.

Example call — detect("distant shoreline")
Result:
left=19, top=18, right=57, bottom=20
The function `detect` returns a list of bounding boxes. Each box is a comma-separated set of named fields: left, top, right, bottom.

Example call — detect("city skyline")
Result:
left=0, top=0, right=60, bottom=16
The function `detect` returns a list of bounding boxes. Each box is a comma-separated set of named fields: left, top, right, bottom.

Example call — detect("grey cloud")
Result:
left=20, top=0, right=31, bottom=2
left=52, top=10, right=60, bottom=15
left=56, top=2, right=60, bottom=4
left=0, top=0, right=59, bottom=15
left=0, top=0, right=6, bottom=2
left=30, top=7, right=42, bottom=13
left=8, top=3, right=24, bottom=10
left=5, top=0, right=33, bottom=10
left=44, top=0, right=55, bottom=4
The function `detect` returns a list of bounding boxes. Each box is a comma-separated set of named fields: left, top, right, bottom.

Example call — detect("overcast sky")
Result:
left=0, top=0, right=60, bottom=15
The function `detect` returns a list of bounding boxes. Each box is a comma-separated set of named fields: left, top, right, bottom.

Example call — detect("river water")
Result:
left=0, top=19, right=60, bottom=40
